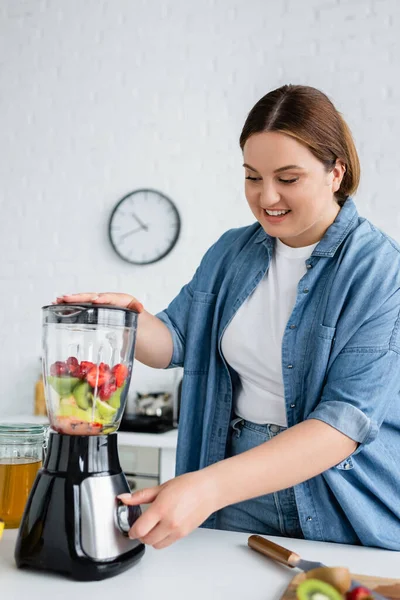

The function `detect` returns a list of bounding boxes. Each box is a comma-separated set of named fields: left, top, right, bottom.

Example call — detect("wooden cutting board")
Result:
left=281, top=571, right=400, bottom=599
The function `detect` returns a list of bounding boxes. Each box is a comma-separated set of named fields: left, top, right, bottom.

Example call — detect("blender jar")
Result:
left=42, top=304, right=138, bottom=436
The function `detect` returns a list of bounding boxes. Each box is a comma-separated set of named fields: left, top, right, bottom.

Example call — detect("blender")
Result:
left=14, top=304, right=145, bottom=580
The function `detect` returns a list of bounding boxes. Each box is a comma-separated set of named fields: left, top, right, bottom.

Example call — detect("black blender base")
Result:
left=16, top=545, right=146, bottom=581
left=14, top=433, right=146, bottom=581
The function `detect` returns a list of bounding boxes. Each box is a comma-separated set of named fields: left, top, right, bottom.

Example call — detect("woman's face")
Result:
left=243, top=131, right=345, bottom=247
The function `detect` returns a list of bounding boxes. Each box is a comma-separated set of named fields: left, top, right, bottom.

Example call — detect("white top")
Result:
left=1, top=528, right=398, bottom=600
left=222, top=238, right=317, bottom=426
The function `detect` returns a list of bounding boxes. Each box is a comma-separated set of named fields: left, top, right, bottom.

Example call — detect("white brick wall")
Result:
left=1, top=0, right=400, bottom=416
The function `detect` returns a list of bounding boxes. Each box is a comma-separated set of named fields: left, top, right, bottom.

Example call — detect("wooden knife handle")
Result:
left=248, top=535, right=300, bottom=568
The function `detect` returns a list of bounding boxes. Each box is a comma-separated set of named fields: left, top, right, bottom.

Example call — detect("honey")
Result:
left=0, top=458, right=42, bottom=528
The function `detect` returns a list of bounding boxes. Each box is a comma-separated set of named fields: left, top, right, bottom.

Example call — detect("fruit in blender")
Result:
left=86, top=364, right=112, bottom=388
left=296, top=579, right=343, bottom=600
left=78, top=361, right=95, bottom=379
left=52, top=417, right=103, bottom=436
left=58, top=401, right=93, bottom=421
left=50, top=361, right=68, bottom=376
left=47, top=375, right=80, bottom=396
left=48, top=358, right=129, bottom=435
left=108, top=382, right=126, bottom=409
left=95, top=398, right=117, bottom=420
left=72, top=381, right=93, bottom=410
left=66, top=356, right=80, bottom=377
left=112, top=364, right=128, bottom=387
left=98, top=381, right=117, bottom=401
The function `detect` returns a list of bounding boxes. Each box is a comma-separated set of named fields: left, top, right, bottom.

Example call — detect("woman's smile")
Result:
left=263, top=208, right=292, bottom=224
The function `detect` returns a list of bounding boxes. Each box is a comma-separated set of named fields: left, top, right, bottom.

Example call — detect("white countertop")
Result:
left=1, top=528, right=399, bottom=600
left=1, top=415, right=178, bottom=449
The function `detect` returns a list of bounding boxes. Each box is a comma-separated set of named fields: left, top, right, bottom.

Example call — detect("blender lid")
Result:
left=42, top=303, right=138, bottom=327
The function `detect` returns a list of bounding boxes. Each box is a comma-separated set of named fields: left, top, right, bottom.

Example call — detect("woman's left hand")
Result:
left=118, top=470, right=220, bottom=549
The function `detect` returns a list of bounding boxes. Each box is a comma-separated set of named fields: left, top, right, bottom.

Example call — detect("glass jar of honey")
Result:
left=0, top=424, right=47, bottom=528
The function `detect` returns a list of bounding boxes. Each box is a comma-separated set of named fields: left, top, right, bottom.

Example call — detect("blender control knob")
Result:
left=116, top=499, right=141, bottom=536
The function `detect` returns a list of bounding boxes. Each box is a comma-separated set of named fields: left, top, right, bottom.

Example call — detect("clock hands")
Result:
left=131, top=212, right=149, bottom=231
left=118, top=227, right=144, bottom=241
left=118, top=213, right=149, bottom=242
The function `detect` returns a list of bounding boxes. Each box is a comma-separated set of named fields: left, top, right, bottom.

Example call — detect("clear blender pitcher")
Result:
left=42, top=304, right=138, bottom=435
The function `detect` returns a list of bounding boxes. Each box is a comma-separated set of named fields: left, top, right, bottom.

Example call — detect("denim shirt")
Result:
left=157, top=198, right=400, bottom=550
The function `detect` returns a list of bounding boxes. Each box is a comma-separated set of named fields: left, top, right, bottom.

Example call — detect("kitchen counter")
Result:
left=1, top=528, right=399, bottom=600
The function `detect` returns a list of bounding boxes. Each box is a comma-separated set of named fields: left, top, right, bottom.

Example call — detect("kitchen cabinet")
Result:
left=118, top=442, right=175, bottom=509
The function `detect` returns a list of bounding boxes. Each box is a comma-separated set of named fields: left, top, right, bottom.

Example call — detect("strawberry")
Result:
left=50, top=361, right=68, bottom=376
left=98, top=381, right=117, bottom=401
left=66, top=356, right=80, bottom=376
left=111, top=364, right=128, bottom=387
left=78, top=361, right=95, bottom=379
left=90, top=422, right=103, bottom=432
left=86, top=366, right=111, bottom=388
left=346, top=587, right=374, bottom=600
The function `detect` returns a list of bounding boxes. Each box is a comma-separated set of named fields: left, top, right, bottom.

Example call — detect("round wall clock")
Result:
left=108, top=189, right=181, bottom=265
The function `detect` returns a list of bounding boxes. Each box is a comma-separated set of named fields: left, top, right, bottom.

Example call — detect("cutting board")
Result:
left=281, top=571, right=400, bottom=599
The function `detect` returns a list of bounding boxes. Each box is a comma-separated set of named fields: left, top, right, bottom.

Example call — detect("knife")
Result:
left=248, top=535, right=389, bottom=600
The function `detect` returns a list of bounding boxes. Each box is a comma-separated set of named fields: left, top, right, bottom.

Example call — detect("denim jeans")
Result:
left=215, top=417, right=304, bottom=538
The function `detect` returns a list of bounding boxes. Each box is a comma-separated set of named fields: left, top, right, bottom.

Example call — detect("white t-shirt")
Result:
left=221, top=237, right=317, bottom=426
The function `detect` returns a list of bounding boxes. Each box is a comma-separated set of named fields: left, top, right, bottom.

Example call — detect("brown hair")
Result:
left=239, top=84, right=360, bottom=205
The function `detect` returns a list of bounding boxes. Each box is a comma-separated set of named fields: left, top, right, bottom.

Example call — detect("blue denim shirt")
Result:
left=157, top=198, right=400, bottom=550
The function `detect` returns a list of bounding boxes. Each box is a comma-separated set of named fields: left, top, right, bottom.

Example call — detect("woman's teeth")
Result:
left=265, top=209, right=290, bottom=216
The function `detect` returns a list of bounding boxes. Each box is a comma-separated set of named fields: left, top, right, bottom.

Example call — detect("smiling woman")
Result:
left=57, top=84, right=400, bottom=552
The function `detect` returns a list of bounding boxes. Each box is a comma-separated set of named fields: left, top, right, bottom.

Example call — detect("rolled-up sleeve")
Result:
left=156, top=282, right=194, bottom=368
left=308, top=346, right=400, bottom=448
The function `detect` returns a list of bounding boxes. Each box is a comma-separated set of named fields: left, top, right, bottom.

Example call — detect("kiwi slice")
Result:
left=58, top=402, right=91, bottom=422
left=296, top=579, right=343, bottom=600
left=48, top=375, right=80, bottom=396
left=95, top=398, right=117, bottom=420
left=72, top=381, right=92, bottom=410
left=305, top=567, right=351, bottom=595
left=108, top=382, right=126, bottom=410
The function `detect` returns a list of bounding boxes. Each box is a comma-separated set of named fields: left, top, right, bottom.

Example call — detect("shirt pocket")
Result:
left=318, top=324, right=336, bottom=343
left=317, top=324, right=336, bottom=374
left=306, top=324, right=337, bottom=398
left=185, top=291, right=217, bottom=375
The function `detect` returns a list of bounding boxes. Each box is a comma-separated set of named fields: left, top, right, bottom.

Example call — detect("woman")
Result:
left=57, top=85, right=400, bottom=551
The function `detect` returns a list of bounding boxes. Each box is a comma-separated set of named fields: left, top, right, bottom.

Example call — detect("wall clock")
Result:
left=108, top=189, right=181, bottom=265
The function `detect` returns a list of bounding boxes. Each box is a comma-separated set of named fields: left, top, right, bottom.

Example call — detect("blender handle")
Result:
left=115, top=499, right=142, bottom=536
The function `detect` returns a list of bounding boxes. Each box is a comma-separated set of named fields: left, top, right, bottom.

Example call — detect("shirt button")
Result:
left=303, top=288, right=309, bottom=294
left=344, top=463, right=351, bottom=470
left=287, top=364, right=293, bottom=369
left=306, top=516, right=313, bottom=522
left=290, top=403, right=296, bottom=408
left=289, top=324, right=296, bottom=329
left=306, top=264, right=312, bottom=269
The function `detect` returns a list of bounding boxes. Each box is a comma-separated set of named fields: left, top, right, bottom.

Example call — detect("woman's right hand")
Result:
left=54, top=293, right=173, bottom=368
left=55, top=293, right=144, bottom=313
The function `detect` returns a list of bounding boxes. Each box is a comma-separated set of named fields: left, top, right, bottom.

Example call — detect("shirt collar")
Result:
left=254, top=197, right=359, bottom=258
